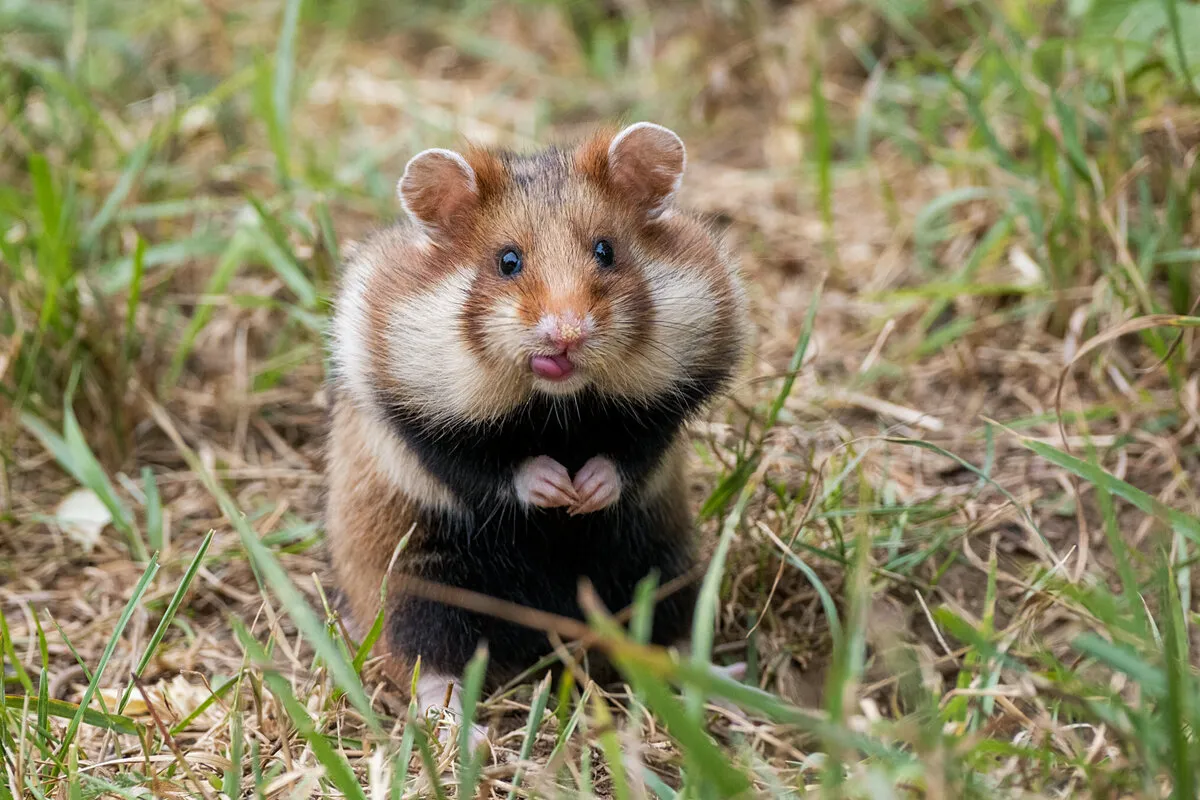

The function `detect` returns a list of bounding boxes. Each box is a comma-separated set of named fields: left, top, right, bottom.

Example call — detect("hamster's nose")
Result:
left=539, top=312, right=592, bottom=352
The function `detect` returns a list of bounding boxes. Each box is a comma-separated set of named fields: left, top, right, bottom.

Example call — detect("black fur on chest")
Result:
left=377, top=370, right=727, bottom=506
left=374, top=375, right=730, bottom=679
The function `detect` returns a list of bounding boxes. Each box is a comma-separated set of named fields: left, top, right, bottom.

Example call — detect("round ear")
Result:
left=605, top=122, right=686, bottom=220
left=398, top=148, right=480, bottom=234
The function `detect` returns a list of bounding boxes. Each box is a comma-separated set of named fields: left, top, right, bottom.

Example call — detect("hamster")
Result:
left=325, top=122, right=749, bottom=749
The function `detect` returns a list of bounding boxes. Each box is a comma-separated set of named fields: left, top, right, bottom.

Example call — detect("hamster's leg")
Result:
left=568, top=456, right=622, bottom=515
left=414, top=670, right=489, bottom=755
left=514, top=455, right=578, bottom=508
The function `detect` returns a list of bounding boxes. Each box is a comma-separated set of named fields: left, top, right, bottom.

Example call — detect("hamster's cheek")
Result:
left=474, top=296, right=530, bottom=366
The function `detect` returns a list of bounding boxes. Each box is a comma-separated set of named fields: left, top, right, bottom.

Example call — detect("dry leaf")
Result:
left=54, top=488, right=112, bottom=553
left=98, top=675, right=224, bottom=729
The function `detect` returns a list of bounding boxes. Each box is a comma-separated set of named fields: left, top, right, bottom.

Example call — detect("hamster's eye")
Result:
left=497, top=247, right=523, bottom=277
left=593, top=239, right=615, bottom=268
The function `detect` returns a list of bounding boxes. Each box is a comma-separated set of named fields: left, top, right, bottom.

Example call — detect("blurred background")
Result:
left=2, top=0, right=1199, bottom=796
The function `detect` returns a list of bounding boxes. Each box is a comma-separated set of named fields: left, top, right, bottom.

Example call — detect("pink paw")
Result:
left=415, top=673, right=491, bottom=758
left=569, top=456, right=621, bottom=515
left=710, top=661, right=747, bottom=682
left=515, top=456, right=578, bottom=509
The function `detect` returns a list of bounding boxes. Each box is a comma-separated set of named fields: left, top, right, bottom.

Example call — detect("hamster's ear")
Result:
left=581, top=122, right=686, bottom=220
left=398, top=148, right=479, bottom=234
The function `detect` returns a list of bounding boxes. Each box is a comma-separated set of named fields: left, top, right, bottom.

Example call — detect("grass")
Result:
left=2, top=0, right=1200, bottom=796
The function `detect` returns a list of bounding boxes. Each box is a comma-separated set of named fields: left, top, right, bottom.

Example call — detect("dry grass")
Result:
left=2, top=0, right=1199, bottom=797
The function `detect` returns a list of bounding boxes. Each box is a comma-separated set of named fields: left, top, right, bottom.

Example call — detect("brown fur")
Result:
left=326, top=398, right=418, bottom=636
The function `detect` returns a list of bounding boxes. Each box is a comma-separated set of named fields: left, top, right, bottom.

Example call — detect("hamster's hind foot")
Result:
left=415, top=670, right=491, bottom=758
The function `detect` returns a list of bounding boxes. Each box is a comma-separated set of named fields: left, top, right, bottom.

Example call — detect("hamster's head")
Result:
left=337, top=122, right=747, bottom=422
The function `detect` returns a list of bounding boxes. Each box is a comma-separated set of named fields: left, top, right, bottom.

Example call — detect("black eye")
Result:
left=498, top=247, right=523, bottom=277
left=593, top=239, right=615, bottom=268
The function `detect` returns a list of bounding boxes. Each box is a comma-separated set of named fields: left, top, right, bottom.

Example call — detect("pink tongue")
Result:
left=531, top=353, right=574, bottom=380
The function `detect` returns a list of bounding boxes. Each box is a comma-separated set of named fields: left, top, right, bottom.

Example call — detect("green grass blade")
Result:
left=687, top=478, right=755, bottom=718
left=506, top=671, right=552, bottom=800
left=392, top=702, right=418, bottom=800
left=1164, top=0, right=1200, bottom=94
left=151, top=402, right=383, bottom=734
left=456, top=646, right=488, bottom=797
left=19, top=409, right=142, bottom=559
left=1160, top=560, right=1196, bottom=798
left=81, top=139, right=151, bottom=249
left=591, top=693, right=633, bottom=800
left=608, top=656, right=750, bottom=797
left=56, top=554, right=158, bottom=759
left=1067, top=638, right=1164, bottom=699
left=117, top=530, right=213, bottom=713
left=270, top=0, right=303, bottom=185
left=351, top=605, right=386, bottom=674
left=1022, top=439, right=1200, bottom=541
left=0, top=606, right=34, bottom=694
left=168, top=675, right=238, bottom=736
left=67, top=745, right=81, bottom=800
left=763, top=522, right=843, bottom=649
left=97, top=233, right=227, bottom=293
left=766, top=280, right=822, bottom=431
left=244, top=224, right=317, bottom=309
left=231, top=617, right=367, bottom=800
left=164, top=229, right=251, bottom=389
left=701, top=281, right=821, bottom=521
left=810, top=40, right=834, bottom=258
left=120, top=236, right=146, bottom=390
left=34, top=670, right=51, bottom=765
left=410, top=716, right=448, bottom=800
left=316, top=199, right=340, bottom=272
left=223, top=685, right=243, bottom=800
left=889, top=436, right=1046, bottom=544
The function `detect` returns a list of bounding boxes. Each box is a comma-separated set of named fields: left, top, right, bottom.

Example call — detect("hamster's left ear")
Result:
left=398, top=148, right=480, bottom=236
left=578, top=122, right=686, bottom=220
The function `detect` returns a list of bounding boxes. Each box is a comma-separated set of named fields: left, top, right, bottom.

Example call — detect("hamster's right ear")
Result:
left=577, top=122, right=686, bottom=221
left=398, top=148, right=479, bottom=235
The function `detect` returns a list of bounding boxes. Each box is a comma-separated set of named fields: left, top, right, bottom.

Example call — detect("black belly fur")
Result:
left=375, top=374, right=730, bottom=681
left=390, top=498, right=697, bottom=681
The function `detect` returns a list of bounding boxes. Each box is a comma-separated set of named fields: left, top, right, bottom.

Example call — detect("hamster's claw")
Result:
left=516, top=455, right=578, bottom=508
left=568, top=456, right=621, bottom=515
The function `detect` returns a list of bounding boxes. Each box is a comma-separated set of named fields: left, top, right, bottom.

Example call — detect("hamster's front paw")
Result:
left=515, top=455, right=578, bottom=509
left=568, top=456, right=621, bottom=515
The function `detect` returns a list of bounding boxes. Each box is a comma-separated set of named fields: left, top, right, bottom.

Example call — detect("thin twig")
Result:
left=132, top=672, right=220, bottom=800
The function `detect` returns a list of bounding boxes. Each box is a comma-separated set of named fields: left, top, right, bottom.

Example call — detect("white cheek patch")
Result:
left=385, top=268, right=478, bottom=413
left=330, top=257, right=374, bottom=405
left=593, top=260, right=719, bottom=401
left=490, top=298, right=530, bottom=353
left=384, top=270, right=527, bottom=421
left=641, top=260, right=720, bottom=384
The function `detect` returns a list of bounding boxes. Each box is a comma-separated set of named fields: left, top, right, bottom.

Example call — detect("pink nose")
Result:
left=545, top=316, right=588, bottom=351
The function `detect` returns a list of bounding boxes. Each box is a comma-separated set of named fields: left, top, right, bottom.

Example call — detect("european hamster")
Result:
left=325, top=122, right=749, bottom=748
